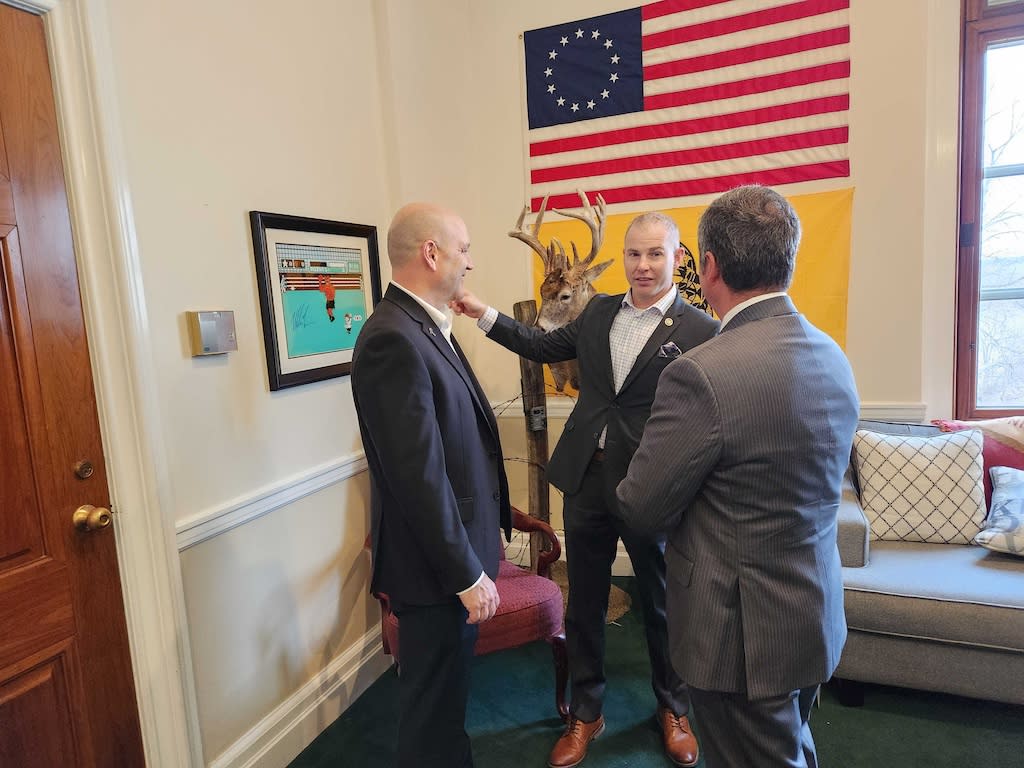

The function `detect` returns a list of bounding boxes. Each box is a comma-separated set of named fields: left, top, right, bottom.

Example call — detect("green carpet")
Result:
left=290, top=579, right=1024, bottom=767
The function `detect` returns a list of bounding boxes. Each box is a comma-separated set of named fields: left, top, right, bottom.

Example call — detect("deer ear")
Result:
left=583, top=259, right=614, bottom=283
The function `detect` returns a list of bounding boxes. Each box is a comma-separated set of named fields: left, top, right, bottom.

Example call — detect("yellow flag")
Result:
left=532, top=188, right=854, bottom=349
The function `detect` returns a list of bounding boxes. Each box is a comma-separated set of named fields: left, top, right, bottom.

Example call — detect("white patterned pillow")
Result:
left=974, top=466, right=1024, bottom=557
left=853, top=429, right=985, bottom=544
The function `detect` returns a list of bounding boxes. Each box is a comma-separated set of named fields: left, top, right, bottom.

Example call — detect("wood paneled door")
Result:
left=0, top=5, right=145, bottom=766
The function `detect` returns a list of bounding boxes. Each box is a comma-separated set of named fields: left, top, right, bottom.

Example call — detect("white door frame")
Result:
left=9, top=0, right=201, bottom=764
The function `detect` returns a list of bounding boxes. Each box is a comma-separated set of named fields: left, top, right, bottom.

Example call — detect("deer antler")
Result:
left=553, top=190, right=606, bottom=269
left=547, top=238, right=569, bottom=273
left=509, top=195, right=551, bottom=269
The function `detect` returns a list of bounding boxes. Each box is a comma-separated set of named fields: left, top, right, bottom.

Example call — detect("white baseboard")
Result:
left=858, top=402, right=928, bottom=423
left=208, top=627, right=391, bottom=768
left=506, top=529, right=634, bottom=577
left=497, top=398, right=929, bottom=425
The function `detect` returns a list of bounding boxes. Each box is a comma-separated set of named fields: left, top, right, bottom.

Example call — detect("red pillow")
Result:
left=932, top=417, right=1024, bottom=510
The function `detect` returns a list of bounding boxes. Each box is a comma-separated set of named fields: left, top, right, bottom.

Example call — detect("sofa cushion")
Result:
left=849, top=421, right=941, bottom=496
left=933, top=416, right=1024, bottom=509
left=975, top=466, right=1024, bottom=558
left=475, top=560, right=564, bottom=655
left=843, top=540, right=1024, bottom=652
left=853, top=429, right=986, bottom=544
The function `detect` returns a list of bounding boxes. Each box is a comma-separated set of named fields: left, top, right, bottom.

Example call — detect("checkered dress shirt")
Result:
left=600, top=289, right=677, bottom=446
left=609, top=289, right=677, bottom=393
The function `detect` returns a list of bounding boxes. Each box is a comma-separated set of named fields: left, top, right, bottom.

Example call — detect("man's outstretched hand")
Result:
left=450, top=291, right=487, bottom=320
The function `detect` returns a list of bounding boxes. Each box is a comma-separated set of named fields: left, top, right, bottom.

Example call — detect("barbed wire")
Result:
left=491, top=383, right=578, bottom=418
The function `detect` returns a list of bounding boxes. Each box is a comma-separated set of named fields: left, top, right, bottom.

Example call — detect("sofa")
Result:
left=833, top=420, right=1024, bottom=706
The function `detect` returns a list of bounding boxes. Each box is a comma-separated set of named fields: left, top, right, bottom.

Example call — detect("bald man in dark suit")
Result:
left=352, top=203, right=511, bottom=768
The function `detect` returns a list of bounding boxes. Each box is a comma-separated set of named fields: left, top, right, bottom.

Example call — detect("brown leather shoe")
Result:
left=547, top=715, right=605, bottom=768
left=658, top=708, right=699, bottom=767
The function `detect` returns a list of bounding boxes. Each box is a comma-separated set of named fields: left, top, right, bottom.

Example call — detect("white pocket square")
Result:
left=658, top=341, right=682, bottom=359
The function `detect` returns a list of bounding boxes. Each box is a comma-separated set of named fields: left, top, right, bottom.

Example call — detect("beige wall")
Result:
left=96, top=0, right=961, bottom=764
left=103, top=0, right=394, bottom=763
left=178, top=477, right=377, bottom=759
left=106, top=0, right=388, bottom=508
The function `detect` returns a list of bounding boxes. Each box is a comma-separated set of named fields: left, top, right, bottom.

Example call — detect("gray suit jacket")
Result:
left=616, top=296, right=859, bottom=699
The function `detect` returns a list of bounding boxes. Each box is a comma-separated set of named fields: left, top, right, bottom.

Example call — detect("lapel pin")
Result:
left=428, top=327, right=437, bottom=337
left=664, top=317, right=674, bottom=327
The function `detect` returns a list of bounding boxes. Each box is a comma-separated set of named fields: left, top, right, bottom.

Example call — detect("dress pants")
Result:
left=394, top=601, right=478, bottom=768
left=564, top=456, right=689, bottom=722
left=688, top=685, right=820, bottom=768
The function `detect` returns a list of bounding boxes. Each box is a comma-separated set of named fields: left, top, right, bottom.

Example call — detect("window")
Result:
left=957, top=0, right=1024, bottom=417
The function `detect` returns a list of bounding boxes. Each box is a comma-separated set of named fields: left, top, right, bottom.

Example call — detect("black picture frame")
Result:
left=250, top=211, right=382, bottom=390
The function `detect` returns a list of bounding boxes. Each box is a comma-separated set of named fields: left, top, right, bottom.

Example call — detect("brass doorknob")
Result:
left=73, top=504, right=112, bottom=532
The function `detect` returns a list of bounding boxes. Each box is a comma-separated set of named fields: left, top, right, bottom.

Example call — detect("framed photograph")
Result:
left=250, top=211, right=382, bottom=390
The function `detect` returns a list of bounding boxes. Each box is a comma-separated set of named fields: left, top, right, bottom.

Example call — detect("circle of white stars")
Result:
left=543, top=27, right=621, bottom=115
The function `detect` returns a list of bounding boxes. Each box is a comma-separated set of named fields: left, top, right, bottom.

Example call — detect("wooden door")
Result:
left=0, top=6, right=145, bottom=766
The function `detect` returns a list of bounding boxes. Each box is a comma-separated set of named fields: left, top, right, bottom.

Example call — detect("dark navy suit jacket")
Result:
left=352, top=284, right=511, bottom=608
left=487, top=292, right=718, bottom=495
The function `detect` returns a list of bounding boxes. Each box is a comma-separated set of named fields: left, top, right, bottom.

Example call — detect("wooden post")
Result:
left=513, top=300, right=550, bottom=571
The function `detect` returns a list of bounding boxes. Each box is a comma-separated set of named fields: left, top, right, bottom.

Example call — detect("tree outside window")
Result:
left=957, top=0, right=1024, bottom=417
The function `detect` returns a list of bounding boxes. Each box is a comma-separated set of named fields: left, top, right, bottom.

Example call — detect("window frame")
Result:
left=956, top=0, right=1024, bottom=418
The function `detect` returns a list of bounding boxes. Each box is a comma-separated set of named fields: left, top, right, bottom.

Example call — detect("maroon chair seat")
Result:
left=474, top=559, right=563, bottom=654
left=372, top=507, right=568, bottom=720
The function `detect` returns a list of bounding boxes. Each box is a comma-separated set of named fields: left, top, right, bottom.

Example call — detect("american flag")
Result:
left=523, top=0, right=850, bottom=211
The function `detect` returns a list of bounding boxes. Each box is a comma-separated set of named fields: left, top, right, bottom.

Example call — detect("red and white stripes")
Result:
left=527, top=0, right=850, bottom=210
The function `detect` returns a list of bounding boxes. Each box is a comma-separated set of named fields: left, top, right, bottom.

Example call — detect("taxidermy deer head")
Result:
left=509, top=190, right=613, bottom=392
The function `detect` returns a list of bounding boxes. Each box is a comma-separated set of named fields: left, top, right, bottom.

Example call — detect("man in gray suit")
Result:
left=616, top=185, right=859, bottom=768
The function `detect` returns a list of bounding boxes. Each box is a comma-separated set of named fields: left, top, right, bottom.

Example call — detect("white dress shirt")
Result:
left=718, top=291, right=788, bottom=331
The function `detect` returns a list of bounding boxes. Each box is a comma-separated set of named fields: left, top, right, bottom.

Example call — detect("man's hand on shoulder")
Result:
left=459, top=573, right=500, bottom=624
left=450, top=290, right=487, bottom=320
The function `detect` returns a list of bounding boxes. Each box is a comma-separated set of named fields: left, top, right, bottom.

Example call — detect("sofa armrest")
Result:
left=837, top=471, right=870, bottom=568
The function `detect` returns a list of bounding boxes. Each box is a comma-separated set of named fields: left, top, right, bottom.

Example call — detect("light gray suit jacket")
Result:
left=616, top=295, right=859, bottom=699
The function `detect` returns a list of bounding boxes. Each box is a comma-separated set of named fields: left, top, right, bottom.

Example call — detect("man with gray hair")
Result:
left=617, top=185, right=860, bottom=768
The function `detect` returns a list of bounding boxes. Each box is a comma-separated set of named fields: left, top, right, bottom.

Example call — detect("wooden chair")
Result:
left=370, top=507, right=569, bottom=720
